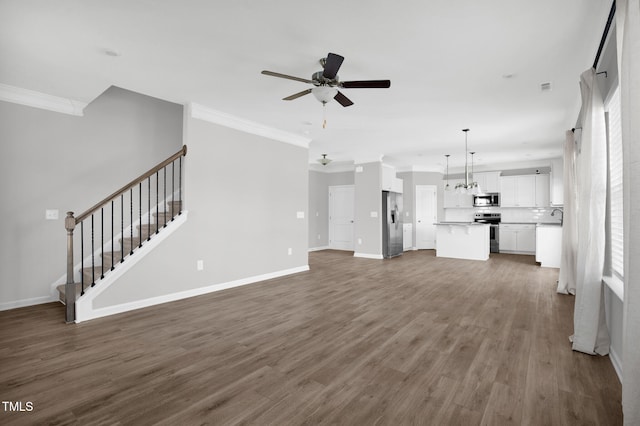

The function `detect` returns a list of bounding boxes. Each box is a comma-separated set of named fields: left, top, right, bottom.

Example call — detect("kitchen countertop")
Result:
left=501, top=222, right=561, bottom=226
left=434, top=222, right=488, bottom=226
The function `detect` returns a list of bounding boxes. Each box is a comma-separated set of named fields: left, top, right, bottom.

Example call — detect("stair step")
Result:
left=137, top=223, right=161, bottom=240
left=153, top=211, right=172, bottom=226
left=167, top=200, right=182, bottom=214
left=56, top=282, right=88, bottom=304
left=82, top=266, right=107, bottom=285
left=102, top=250, right=125, bottom=269
left=120, top=237, right=142, bottom=254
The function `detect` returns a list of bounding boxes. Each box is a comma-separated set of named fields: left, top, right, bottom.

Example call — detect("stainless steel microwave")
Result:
left=473, top=193, right=500, bottom=207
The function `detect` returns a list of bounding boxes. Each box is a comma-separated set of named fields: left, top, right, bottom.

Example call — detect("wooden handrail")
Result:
left=75, top=145, right=187, bottom=223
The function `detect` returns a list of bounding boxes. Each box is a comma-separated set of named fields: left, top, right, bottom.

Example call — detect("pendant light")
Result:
left=453, top=128, right=480, bottom=194
left=444, top=154, right=451, bottom=191
left=455, top=129, right=471, bottom=193
left=469, top=151, right=481, bottom=194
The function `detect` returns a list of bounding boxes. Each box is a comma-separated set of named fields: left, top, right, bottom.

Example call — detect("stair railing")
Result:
left=64, top=145, right=187, bottom=323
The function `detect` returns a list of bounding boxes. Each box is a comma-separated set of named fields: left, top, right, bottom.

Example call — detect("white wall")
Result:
left=308, top=170, right=354, bottom=249
left=0, top=86, right=183, bottom=309
left=90, top=110, right=309, bottom=309
left=354, top=162, right=382, bottom=258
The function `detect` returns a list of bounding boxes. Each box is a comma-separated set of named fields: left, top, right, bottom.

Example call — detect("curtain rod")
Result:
left=593, top=1, right=616, bottom=69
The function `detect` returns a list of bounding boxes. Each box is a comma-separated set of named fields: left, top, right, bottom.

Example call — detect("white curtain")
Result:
left=557, top=130, right=578, bottom=295
left=617, top=1, right=640, bottom=424
left=570, top=68, right=610, bottom=356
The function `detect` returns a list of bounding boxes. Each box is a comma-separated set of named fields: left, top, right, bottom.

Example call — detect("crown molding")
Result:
left=0, top=83, right=87, bottom=116
left=354, top=155, right=384, bottom=164
left=189, top=103, right=311, bottom=149
left=308, top=162, right=355, bottom=173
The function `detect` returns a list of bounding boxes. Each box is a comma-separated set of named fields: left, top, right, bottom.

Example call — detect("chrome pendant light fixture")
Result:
left=454, top=128, right=480, bottom=194
left=444, top=154, right=451, bottom=191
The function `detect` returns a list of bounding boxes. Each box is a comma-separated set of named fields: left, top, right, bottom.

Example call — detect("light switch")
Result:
left=355, top=166, right=363, bottom=173
left=45, top=209, right=59, bottom=220
left=370, top=211, right=378, bottom=218
left=296, top=211, right=304, bottom=219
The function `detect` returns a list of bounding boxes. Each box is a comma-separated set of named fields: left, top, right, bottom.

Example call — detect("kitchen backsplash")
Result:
left=444, top=207, right=563, bottom=224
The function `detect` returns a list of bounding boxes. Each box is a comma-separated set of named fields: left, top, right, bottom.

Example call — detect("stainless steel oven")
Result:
left=474, top=213, right=501, bottom=253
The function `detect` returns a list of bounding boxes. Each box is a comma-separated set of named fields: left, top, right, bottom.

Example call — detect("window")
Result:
left=605, top=86, right=624, bottom=281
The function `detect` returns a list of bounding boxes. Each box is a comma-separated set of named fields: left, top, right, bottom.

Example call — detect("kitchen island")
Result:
left=434, top=222, right=490, bottom=261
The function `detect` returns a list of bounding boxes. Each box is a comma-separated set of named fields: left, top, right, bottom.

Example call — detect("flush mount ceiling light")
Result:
left=453, top=129, right=481, bottom=195
left=318, top=154, right=332, bottom=166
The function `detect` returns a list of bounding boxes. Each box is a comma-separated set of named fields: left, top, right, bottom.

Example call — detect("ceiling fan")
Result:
left=261, top=53, right=391, bottom=107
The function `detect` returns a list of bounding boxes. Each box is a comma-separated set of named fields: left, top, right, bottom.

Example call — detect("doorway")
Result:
left=329, top=185, right=355, bottom=250
left=415, top=185, right=437, bottom=249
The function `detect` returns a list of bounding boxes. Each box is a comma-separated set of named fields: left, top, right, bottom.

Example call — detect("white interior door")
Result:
left=329, top=185, right=355, bottom=250
left=416, top=185, right=437, bottom=249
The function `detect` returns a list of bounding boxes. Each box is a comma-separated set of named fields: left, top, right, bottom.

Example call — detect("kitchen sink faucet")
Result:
left=551, top=208, right=563, bottom=225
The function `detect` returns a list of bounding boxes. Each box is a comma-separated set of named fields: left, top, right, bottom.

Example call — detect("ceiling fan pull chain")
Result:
left=323, top=102, right=327, bottom=129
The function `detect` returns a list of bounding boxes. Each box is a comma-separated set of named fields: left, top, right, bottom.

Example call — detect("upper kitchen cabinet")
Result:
left=500, top=175, right=535, bottom=207
left=534, top=174, right=550, bottom=207
left=382, top=165, right=403, bottom=193
left=550, top=158, right=564, bottom=206
left=473, top=171, right=501, bottom=193
left=500, top=174, right=550, bottom=208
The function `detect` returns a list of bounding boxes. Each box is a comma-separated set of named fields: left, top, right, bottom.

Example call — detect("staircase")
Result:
left=56, top=201, right=181, bottom=304
left=60, top=146, right=187, bottom=322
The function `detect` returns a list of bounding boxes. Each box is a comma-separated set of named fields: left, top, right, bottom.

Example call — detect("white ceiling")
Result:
left=0, top=0, right=612, bottom=173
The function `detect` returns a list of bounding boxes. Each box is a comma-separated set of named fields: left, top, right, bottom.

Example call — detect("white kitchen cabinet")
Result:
left=550, top=158, right=564, bottom=206
left=499, top=175, right=536, bottom=207
left=474, top=171, right=501, bottom=193
left=535, top=174, right=550, bottom=207
left=382, top=165, right=403, bottom=192
left=499, top=224, right=536, bottom=254
left=536, top=224, right=562, bottom=267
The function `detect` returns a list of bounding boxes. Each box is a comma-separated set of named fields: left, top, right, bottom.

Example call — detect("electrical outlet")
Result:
left=288, top=248, right=292, bottom=255
left=296, top=211, right=304, bottom=219
left=370, top=211, right=378, bottom=218
left=197, top=260, right=204, bottom=271
left=358, top=238, right=362, bottom=245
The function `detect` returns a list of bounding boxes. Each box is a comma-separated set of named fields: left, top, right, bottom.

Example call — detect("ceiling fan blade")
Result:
left=322, top=53, right=344, bottom=79
left=261, top=70, right=313, bottom=84
left=334, top=91, right=354, bottom=107
left=283, top=88, right=312, bottom=101
left=340, top=80, right=391, bottom=89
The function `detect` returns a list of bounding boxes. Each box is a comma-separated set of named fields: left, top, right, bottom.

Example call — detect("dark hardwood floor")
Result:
left=0, top=250, right=622, bottom=425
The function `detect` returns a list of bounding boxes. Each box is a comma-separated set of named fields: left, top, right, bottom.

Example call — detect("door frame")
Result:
left=415, top=184, right=438, bottom=250
left=328, top=185, right=355, bottom=251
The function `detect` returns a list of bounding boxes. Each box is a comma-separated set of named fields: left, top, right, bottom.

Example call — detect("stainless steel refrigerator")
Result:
left=382, top=191, right=403, bottom=258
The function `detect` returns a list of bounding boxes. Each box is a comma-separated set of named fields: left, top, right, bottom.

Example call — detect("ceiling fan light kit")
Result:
left=261, top=52, right=391, bottom=127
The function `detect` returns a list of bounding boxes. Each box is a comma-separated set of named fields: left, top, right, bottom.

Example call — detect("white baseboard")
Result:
left=76, top=264, right=309, bottom=323
left=308, top=246, right=330, bottom=252
left=0, top=295, right=57, bottom=311
left=353, top=252, right=384, bottom=260
left=609, top=346, right=623, bottom=383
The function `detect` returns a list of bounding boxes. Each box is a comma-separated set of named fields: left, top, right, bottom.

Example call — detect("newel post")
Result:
left=65, top=211, right=76, bottom=323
